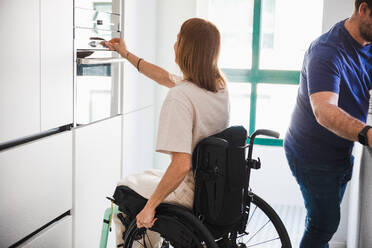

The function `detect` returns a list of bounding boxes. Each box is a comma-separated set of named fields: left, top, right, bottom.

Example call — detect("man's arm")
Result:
left=310, top=91, right=372, bottom=147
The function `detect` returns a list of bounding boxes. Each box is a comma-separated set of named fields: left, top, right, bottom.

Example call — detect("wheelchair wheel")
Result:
left=237, top=192, right=291, bottom=248
left=123, top=205, right=218, bottom=248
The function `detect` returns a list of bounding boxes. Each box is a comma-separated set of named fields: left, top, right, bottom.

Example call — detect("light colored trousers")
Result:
left=113, top=169, right=194, bottom=247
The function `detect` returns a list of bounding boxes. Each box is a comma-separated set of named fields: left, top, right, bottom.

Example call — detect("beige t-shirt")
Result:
left=156, top=75, right=229, bottom=206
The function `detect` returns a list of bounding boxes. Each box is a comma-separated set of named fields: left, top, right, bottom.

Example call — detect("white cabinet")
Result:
left=123, top=65, right=155, bottom=114
left=40, top=0, right=74, bottom=131
left=0, top=0, right=74, bottom=144
left=20, top=216, right=72, bottom=248
left=0, top=131, right=72, bottom=247
left=123, top=107, right=155, bottom=176
left=0, top=0, right=41, bottom=144
left=74, top=116, right=122, bottom=247
left=122, top=0, right=157, bottom=114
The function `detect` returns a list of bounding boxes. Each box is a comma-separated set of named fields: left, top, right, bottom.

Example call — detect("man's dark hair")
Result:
left=355, top=0, right=372, bottom=11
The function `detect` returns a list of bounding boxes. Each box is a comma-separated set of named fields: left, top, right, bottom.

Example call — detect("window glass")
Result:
left=256, top=84, right=298, bottom=138
left=94, top=2, right=112, bottom=12
left=228, top=83, right=251, bottom=131
left=209, top=0, right=254, bottom=69
left=259, top=0, right=324, bottom=70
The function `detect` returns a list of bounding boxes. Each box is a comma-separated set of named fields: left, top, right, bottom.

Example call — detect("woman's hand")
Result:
left=105, top=38, right=128, bottom=58
left=136, top=204, right=157, bottom=229
left=104, top=38, right=175, bottom=88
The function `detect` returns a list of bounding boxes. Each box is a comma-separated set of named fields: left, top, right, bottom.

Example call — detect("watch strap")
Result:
left=358, top=125, right=372, bottom=146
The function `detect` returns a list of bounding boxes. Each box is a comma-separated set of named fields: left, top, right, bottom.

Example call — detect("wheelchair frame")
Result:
left=99, top=128, right=292, bottom=248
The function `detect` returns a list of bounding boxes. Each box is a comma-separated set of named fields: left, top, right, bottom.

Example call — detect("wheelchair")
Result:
left=100, top=126, right=292, bottom=248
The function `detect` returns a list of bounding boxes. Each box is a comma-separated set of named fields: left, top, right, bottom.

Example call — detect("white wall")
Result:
left=322, top=0, right=354, bottom=32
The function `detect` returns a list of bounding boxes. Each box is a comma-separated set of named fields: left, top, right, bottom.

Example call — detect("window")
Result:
left=229, top=83, right=252, bottom=129
left=209, top=0, right=323, bottom=146
left=208, top=0, right=254, bottom=69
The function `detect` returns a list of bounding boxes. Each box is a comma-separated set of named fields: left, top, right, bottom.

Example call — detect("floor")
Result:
left=273, top=204, right=306, bottom=247
left=244, top=204, right=306, bottom=247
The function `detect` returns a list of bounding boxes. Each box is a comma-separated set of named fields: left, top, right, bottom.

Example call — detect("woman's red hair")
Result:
left=176, top=18, right=226, bottom=92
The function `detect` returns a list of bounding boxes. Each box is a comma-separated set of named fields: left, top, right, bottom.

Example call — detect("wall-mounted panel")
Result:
left=40, top=0, right=74, bottom=130
left=74, top=116, right=122, bottom=247
left=122, top=0, right=156, bottom=114
left=20, top=216, right=72, bottom=248
left=123, top=107, right=154, bottom=176
left=0, top=131, right=73, bottom=247
left=0, top=0, right=41, bottom=143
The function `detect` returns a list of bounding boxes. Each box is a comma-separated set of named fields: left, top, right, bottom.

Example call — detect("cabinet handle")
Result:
left=77, top=57, right=125, bottom=65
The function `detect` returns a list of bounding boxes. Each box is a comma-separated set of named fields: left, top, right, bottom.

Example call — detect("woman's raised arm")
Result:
left=105, top=38, right=176, bottom=88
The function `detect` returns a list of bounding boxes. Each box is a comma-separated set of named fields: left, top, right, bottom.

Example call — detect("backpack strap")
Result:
left=193, top=137, right=229, bottom=221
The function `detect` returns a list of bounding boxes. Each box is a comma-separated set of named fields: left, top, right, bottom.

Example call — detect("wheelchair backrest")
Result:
left=192, top=126, right=248, bottom=235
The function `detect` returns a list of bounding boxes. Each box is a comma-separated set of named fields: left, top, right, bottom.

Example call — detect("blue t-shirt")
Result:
left=284, top=20, right=372, bottom=164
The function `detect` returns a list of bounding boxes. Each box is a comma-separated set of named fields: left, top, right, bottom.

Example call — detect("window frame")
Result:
left=221, top=0, right=300, bottom=146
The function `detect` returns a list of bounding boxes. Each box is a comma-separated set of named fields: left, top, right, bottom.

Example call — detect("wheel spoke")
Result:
left=245, top=219, right=271, bottom=243
left=124, top=199, right=288, bottom=248
left=246, top=237, right=280, bottom=247
left=247, top=205, right=258, bottom=225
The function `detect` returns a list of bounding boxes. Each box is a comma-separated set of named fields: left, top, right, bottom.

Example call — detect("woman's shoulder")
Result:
left=169, top=79, right=228, bottom=102
left=174, top=79, right=228, bottom=93
left=166, top=82, right=192, bottom=103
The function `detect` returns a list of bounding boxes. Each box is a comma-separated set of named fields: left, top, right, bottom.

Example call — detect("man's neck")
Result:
left=344, top=16, right=371, bottom=46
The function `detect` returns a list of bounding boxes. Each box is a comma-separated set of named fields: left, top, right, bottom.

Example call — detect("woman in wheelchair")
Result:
left=106, top=17, right=229, bottom=246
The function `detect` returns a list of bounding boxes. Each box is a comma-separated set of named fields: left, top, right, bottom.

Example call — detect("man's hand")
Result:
left=136, top=204, right=157, bottom=229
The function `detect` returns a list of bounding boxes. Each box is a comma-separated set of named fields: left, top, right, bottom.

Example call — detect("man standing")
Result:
left=284, top=1, right=372, bottom=247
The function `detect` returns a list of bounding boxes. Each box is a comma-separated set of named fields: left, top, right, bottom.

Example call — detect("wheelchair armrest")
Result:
left=251, top=129, right=280, bottom=140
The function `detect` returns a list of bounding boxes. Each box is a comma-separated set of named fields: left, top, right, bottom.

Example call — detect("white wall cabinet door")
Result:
left=122, top=0, right=156, bottom=114
left=20, top=216, right=72, bottom=248
left=0, top=0, right=40, bottom=144
left=40, top=0, right=74, bottom=130
left=74, top=116, right=122, bottom=247
left=0, top=131, right=73, bottom=247
left=122, top=107, right=155, bottom=176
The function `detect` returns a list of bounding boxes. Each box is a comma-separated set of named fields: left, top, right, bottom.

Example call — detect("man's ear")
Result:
left=359, top=2, right=370, bottom=17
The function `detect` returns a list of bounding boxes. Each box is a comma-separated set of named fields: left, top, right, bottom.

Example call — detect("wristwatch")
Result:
left=358, top=125, right=372, bottom=146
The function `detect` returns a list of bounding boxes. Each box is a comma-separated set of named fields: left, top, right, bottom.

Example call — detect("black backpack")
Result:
left=192, top=126, right=248, bottom=236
